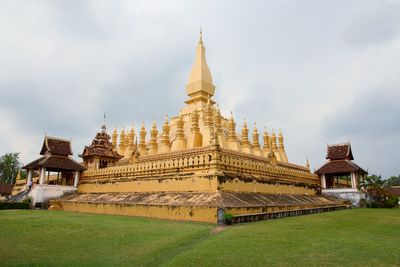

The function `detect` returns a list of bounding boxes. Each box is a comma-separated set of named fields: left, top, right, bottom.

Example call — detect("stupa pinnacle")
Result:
left=185, top=31, right=216, bottom=105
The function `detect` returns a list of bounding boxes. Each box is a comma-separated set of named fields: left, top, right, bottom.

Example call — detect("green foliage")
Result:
left=224, top=212, right=234, bottom=225
left=383, top=196, right=399, bottom=208
left=384, top=175, right=400, bottom=187
left=358, top=198, right=367, bottom=208
left=0, top=153, right=22, bottom=184
left=0, top=202, right=30, bottom=210
left=359, top=174, right=385, bottom=189
left=22, top=197, right=32, bottom=205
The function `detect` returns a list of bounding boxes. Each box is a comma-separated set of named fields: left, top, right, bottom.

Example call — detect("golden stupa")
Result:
left=51, top=33, right=345, bottom=223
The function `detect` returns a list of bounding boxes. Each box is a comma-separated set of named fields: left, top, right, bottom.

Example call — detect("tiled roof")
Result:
left=326, top=143, right=353, bottom=160
left=23, top=155, right=85, bottom=171
left=57, top=191, right=345, bottom=208
left=315, top=160, right=366, bottom=175
left=40, top=136, right=72, bottom=156
left=80, top=129, right=122, bottom=159
left=0, top=184, right=14, bottom=195
left=387, top=187, right=400, bottom=196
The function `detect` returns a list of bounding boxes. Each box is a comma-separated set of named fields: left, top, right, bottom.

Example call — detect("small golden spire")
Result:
left=139, top=122, right=147, bottom=154
left=278, top=128, right=285, bottom=150
left=148, top=120, right=158, bottom=155
left=241, top=118, right=251, bottom=154
left=160, top=115, right=171, bottom=153
left=263, top=126, right=270, bottom=151
left=271, top=129, right=278, bottom=151
left=112, top=128, right=118, bottom=148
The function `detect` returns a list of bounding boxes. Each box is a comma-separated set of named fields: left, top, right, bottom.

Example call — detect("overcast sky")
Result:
left=1, top=0, right=399, bottom=178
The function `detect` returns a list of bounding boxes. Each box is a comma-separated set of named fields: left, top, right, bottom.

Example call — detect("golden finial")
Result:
left=242, top=117, right=248, bottom=128
left=306, top=156, right=310, bottom=169
left=199, top=27, right=203, bottom=45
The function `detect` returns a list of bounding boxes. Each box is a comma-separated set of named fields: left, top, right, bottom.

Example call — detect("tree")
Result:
left=359, top=174, right=386, bottom=205
left=359, top=174, right=385, bottom=190
left=0, top=153, right=22, bottom=184
left=384, top=175, right=400, bottom=187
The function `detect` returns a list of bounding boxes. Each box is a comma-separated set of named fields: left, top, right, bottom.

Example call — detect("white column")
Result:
left=39, top=167, right=46, bottom=185
left=321, top=174, right=326, bottom=189
left=26, top=169, right=33, bottom=185
left=73, top=171, right=80, bottom=187
left=350, top=172, right=356, bottom=189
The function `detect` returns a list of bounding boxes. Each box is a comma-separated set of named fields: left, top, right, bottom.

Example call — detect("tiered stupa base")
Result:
left=49, top=191, right=347, bottom=223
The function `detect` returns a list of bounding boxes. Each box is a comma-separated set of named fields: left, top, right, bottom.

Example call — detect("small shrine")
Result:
left=80, top=124, right=123, bottom=169
left=315, top=143, right=367, bottom=206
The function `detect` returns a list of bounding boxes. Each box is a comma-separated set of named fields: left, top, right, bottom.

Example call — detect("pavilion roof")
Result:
left=23, top=155, right=85, bottom=172
left=326, top=143, right=353, bottom=160
left=315, top=160, right=366, bottom=175
left=40, top=136, right=72, bottom=156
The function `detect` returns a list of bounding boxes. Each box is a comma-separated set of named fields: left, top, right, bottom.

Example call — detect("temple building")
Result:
left=43, top=33, right=346, bottom=223
left=80, top=124, right=123, bottom=169
left=21, top=136, right=84, bottom=205
left=315, top=143, right=367, bottom=206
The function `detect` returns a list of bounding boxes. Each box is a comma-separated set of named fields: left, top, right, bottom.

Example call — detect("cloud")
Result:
left=322, top=88, right=400, bottom=139
left=0, top=0, right=399, bottom=178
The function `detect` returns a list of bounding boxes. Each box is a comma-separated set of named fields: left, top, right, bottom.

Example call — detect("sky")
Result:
left=0, top=0, right=399, bottom=178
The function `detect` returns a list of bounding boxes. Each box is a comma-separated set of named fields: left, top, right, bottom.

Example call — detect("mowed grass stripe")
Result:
left=0, top=210, right=212, bottom=266
left=0, top=209, right=399, bottom=266
left=165, top=209, right=400, bottom=267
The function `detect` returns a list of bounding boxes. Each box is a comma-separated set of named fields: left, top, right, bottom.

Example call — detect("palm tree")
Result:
left=359, top=174, right=386, bottom=204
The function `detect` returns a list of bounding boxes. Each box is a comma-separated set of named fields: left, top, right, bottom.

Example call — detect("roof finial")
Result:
left=101, top=113, right=107, bottom=132
left=199, top=27, right=203, bottom=45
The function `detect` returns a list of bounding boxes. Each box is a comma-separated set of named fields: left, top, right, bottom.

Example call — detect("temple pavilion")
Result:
left=46, top=33, right=346, bottom=223
left=24, top=136, right=84, bottom=187
left=315, top=143, right=367, bottom=206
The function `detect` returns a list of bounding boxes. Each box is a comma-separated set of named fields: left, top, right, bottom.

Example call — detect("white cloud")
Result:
left=0, top=0, right=399, bottom=177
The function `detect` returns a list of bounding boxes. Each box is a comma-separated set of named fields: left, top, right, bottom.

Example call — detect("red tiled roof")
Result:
left=40, top=136, right=72, bottom=156
left=315, top=160, right=366, bottom=175
left=326, top=143, right=353, bottom=160
left=0, top=184, right=14, bottom=195
left=387, top=187, right=400, bottom=196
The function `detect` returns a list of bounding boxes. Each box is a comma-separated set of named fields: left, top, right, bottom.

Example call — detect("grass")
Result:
left=0, top=209, right=399, bottom=266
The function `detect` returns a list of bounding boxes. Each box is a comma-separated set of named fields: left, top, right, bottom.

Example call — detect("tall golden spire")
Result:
left=148, top=120, right=158, bottom=155
left=185, top=31, right=215, bottom=104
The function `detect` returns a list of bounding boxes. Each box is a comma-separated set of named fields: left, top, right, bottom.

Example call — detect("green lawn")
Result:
left=0, top=209, right=399, bottom=266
